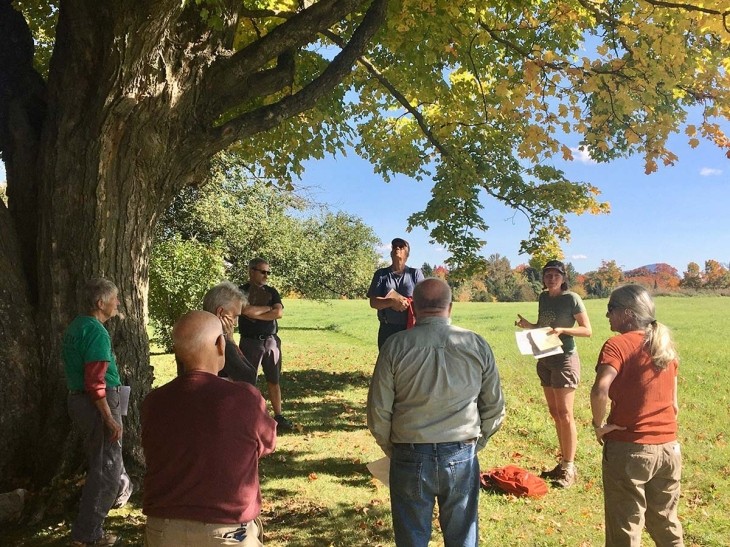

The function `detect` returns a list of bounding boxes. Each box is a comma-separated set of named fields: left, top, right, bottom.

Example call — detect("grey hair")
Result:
left=248, top=257, right=268, bottom=269
left=608, top=284, right=678, bottom=369
left=413, top=278, right=452, bottom=311
left=83, top=278, right=117, bottom=312
left=202, top=281, right=247, bottom=313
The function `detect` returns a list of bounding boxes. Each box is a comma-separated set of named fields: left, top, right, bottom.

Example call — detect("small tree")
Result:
left=149, top=236, right=226, bottom=351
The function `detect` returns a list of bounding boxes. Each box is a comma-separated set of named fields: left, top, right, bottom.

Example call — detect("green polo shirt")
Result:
left=62, top=315, right=121, bottom=391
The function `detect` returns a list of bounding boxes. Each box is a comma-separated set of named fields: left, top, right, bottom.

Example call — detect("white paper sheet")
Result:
left=366, top=456, right=390, bottom=487
left=515, top=329, right=564, bottom=359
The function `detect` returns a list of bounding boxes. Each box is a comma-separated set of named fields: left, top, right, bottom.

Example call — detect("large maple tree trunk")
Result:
left=0, top=0, right=386, bottom=502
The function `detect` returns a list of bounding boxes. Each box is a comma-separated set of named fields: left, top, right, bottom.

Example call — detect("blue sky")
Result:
left=298, top=127, right=729, bottom=274
left=2, top=125, right=727, bottom=275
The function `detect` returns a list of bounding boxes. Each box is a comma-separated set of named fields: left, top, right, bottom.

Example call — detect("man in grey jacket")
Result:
left=367, top=278, right=505, bottom=547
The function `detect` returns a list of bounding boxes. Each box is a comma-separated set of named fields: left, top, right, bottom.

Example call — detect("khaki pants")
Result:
left=602, top=440, right=684, bottom=547
left=145, top=517, right=263, bottom=546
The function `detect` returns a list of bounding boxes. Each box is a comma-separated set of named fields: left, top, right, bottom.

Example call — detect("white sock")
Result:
left=561, top=460, right=575, bottom=472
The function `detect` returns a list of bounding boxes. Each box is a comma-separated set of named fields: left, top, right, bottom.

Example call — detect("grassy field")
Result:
left=5, top=297, right=730, bottom=545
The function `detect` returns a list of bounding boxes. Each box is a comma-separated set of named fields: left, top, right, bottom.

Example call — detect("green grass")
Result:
left=4, top=297, right=730, bottom=545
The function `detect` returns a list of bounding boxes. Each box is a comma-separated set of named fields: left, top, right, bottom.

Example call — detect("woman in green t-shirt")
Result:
left=516, top=260, right=592, bottom=488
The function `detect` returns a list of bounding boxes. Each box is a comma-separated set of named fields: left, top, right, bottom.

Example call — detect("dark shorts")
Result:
left=536, top=352, right=580, bottom=389
left=240, top=334, right=282, bottom=384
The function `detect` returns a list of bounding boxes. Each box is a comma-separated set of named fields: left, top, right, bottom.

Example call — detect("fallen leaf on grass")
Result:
left=308, top=473, right=318, bottom=481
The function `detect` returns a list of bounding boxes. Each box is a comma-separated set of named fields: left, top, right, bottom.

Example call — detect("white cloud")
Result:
left=699, top=167, right=722, bottom=176
left=570, top=147, right=597, bottom=164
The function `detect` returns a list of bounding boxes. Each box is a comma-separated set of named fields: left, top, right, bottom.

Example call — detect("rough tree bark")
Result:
left=0, top=0, right=387, bottom=500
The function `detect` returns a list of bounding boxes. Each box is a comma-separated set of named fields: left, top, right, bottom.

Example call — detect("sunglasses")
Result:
left=252, top=268, right=271, bottom=276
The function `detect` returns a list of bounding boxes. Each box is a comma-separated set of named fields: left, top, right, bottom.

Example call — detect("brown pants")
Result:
left=602, top=440, right=684, bottom=547
left=145, top=517, right=263, bottom=546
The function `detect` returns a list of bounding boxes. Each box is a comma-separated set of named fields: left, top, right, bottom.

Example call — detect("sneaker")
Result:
left=540, top=463, right=562, bottom=479
left=552, top=466, right=577, bottom=488
left=274, top=414, right=294, bottom=431
left=71, top=533, right=120, bottom=546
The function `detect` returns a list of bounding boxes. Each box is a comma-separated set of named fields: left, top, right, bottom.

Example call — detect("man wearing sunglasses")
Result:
left=238, top=258, right=293, bottom=431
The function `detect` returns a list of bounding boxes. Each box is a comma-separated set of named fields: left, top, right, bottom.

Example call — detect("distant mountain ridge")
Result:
left=624, top=263, right=679, bottom=277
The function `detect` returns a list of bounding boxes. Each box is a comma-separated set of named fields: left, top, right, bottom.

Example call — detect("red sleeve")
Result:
left=596, top=338, right=623, bottom=374
left=84, top=361, right=109, bottom=401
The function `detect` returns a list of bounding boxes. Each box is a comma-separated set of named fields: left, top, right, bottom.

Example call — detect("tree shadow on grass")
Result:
left=266, top=369, right=372, bottom=434
left=261, top=450, right=373, bottom=488
left=261, top=497, right=392, bottom=547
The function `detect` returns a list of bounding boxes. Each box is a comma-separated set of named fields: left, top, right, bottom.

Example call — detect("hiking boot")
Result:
left=552, top=466, right=577, bottom=488
left=274, top=414, right=294, bottom=431
left=540, top=463, right=562, bottom=479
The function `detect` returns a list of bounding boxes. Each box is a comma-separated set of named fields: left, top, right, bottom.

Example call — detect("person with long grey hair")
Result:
left=591, top=284, right=683, bottom=546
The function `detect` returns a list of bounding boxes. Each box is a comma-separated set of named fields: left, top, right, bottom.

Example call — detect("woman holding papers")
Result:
left=590, top=285, right=683, bottom=546
left=515, top=260, right=592, bottom=488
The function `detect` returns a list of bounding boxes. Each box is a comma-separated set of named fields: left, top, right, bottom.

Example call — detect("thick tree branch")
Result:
left=202, top=51, right=295, bottom=121
left=321, top=29, right=450, bottom=157
left=201, top=0, right=370, bottom=114
left=207, top=0, right=387, bottom=149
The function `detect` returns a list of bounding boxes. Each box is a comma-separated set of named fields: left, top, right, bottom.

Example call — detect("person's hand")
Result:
left=219, top=313, right=236, bottom=338
left=392, top=296, right=409, bottom=312
left=593, top=423, right=626, bottom=445
left=105, top=417, right=122, bottom=443
left=548, top=327, right=563, bottom=336
left=514, top=314, right=529, bottom=328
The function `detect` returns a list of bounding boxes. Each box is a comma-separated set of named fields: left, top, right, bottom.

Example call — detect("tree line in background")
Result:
left=149, top=156, right=382, bottom=350
left=423, top=256, right=730, bottom=303
left=148, top=163, right=730, bottom=348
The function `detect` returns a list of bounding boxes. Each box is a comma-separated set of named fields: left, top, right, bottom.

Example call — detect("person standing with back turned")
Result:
left=368, top=278, right=505, bottom=547
left=142, top=311, right=276, bottom=546
left=367, top=238, right=424, bottom=349
left=591, top=285, right=683, bottom=546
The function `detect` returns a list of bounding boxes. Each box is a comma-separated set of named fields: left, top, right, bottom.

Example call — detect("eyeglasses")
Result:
left=607, top=303, right=618, bottom=312
left=252, top=268, right=271, bottom=276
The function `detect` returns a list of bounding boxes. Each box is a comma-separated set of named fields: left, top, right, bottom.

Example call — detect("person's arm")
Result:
left=254, top=392, right=277, bottom=458
left=590, top=364, right=624, bottom=444
left=552, top=311, right=592, bottom=338
left=476, top=347, right=506, bottom=451
left=673, top=375, right=679, bottom=418
left=369, top=294, right=409, bottom=312
left=366, top=354, right=396, bottom=457
left=84, top=361, right=122, bottom=443
left=242, top=302, right=282, bottom=321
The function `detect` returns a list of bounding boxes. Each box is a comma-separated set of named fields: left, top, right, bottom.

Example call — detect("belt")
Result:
left=242, top=334, right=274, bottom=340
left=69, top=386, right=123, bottom=395
left=393, top=438, right=478, bottom=447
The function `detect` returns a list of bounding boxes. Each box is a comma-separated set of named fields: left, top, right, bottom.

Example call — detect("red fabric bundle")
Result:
left=480, top=465, right=548, bottom=498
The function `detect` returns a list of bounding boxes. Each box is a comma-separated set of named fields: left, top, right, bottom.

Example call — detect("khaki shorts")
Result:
left=536, top=352, right=580, bottom=389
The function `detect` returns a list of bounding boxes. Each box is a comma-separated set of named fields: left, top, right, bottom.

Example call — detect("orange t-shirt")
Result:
left=597, top=331, right=678, bottom=444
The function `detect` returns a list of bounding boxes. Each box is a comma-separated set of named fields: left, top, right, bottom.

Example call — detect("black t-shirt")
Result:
left=238, top=283, right=283, bottom=337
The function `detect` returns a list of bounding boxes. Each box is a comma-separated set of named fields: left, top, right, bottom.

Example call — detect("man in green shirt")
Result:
left=63, top=278, right=127, bottom=546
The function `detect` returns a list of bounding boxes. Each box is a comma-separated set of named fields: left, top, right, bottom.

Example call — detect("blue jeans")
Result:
left=68, top=389, right=124, bottom=543
left=390, top=441, right=479, bottom=547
